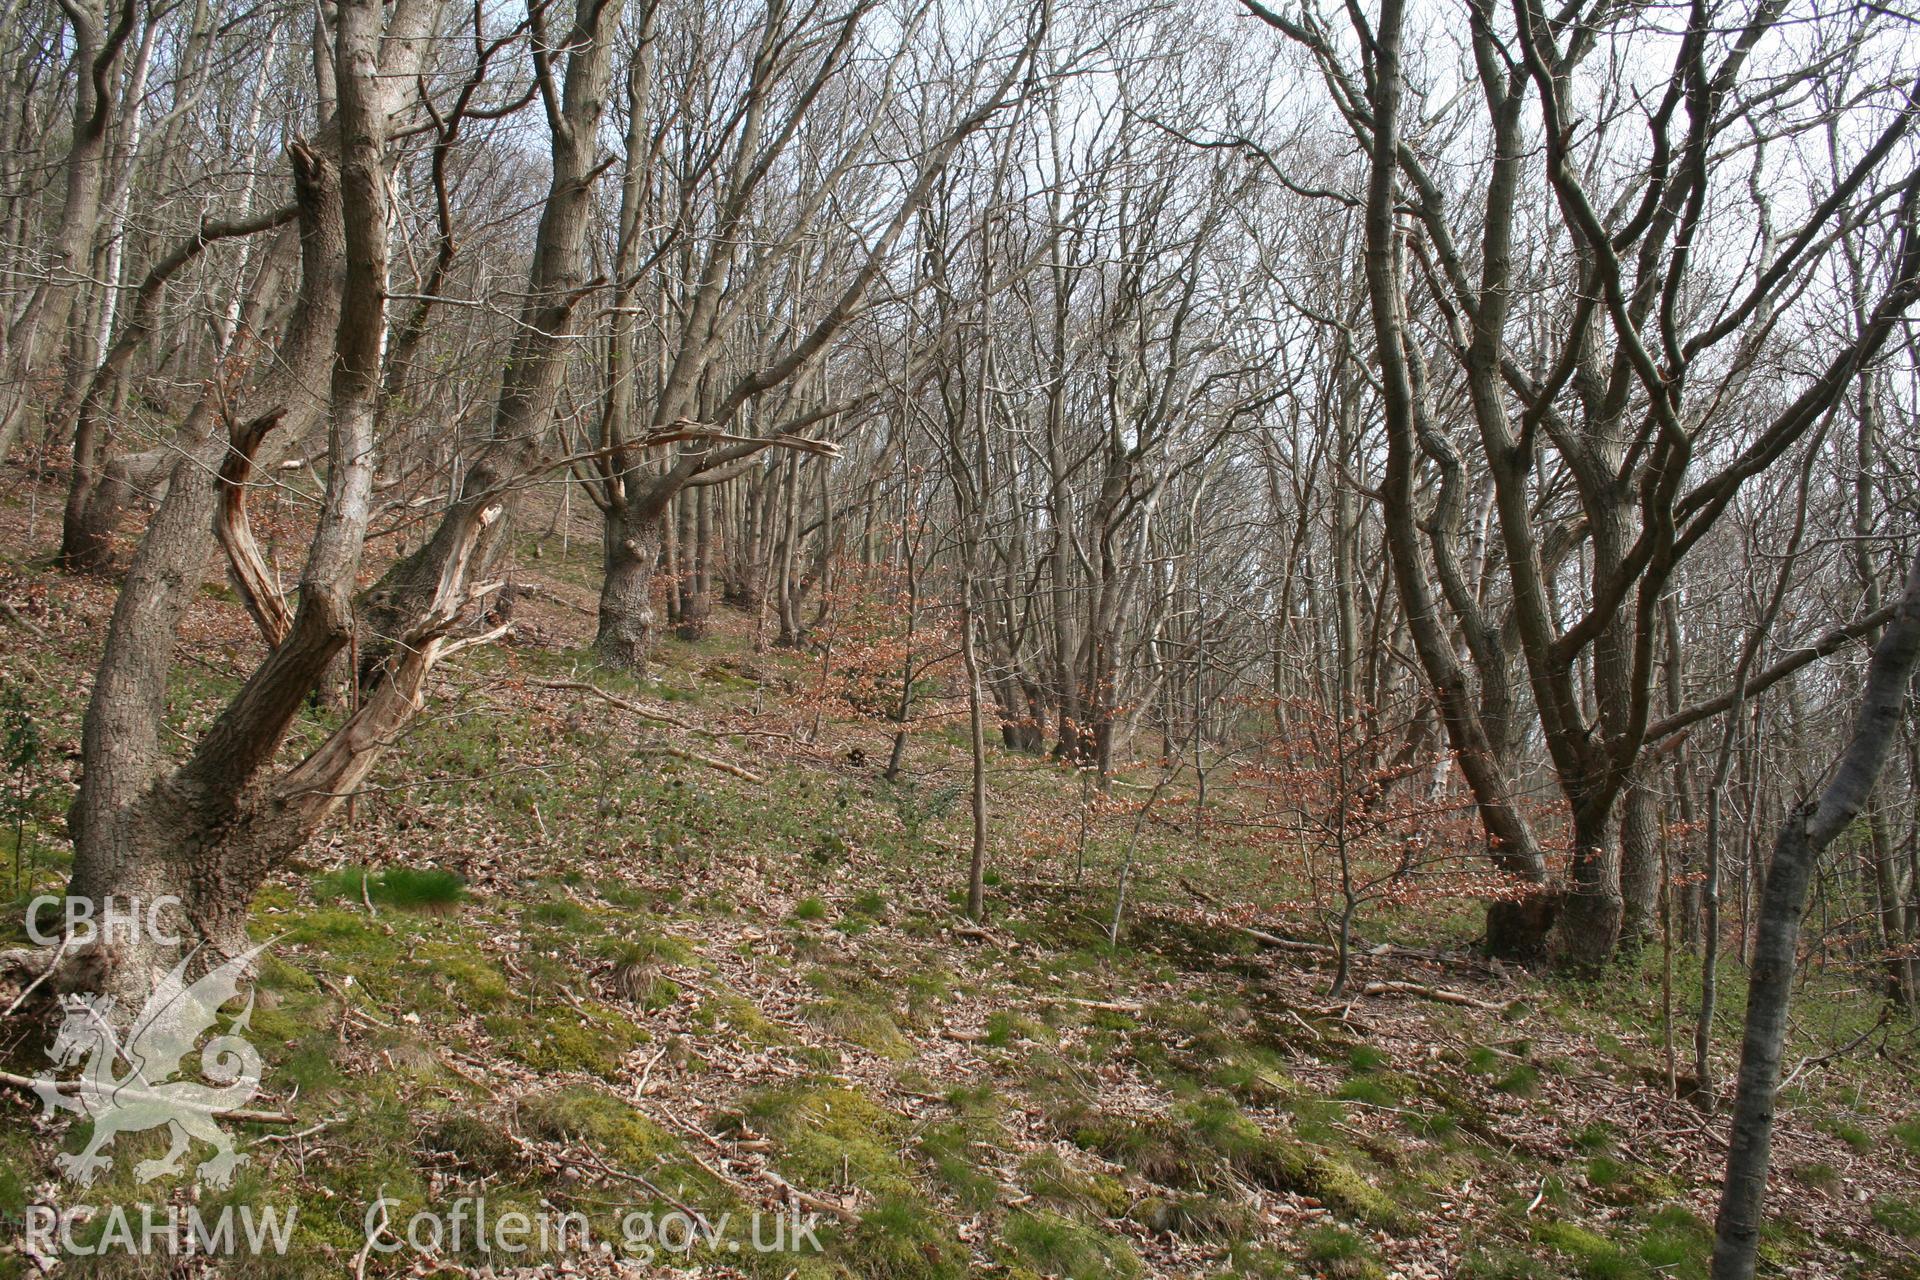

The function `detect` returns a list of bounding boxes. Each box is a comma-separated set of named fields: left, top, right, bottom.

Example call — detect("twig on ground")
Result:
left=1782, top=1006, right=1892, bottom=1091
left=0, top=600, right=48, bottom=640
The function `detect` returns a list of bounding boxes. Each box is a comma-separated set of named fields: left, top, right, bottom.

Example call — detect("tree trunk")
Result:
left=597, top=511, right=662, bottom=671
left=0, top=0, right=129, bottom=465
left=1554, top=801, right=1625, bottom=969
left=1351, top=0, right=1553, bottom=959
left=361, top=0, right=622, bottom=668
left=1711, top=544, right=1920, bottom=1280
left=49, top=0, right=615, bottom=1006
left=60, top=0, right=391, bottom=999
left=961, top=571, right=989, bottom=921
left=1619, top=776, right=1661, bottom=953
left=677, top=483, right=712, bottom=639
left=1866, top=802, right=1916, bottom=1007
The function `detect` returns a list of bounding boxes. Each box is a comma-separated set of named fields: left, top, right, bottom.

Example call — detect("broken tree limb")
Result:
left=1044, top=996, right=1143, bottom=1014
left=1205, top=902, right=1501, bottom=976
left=535, top=678, right=692, bottom=729
left=0, top=938, right=69, bottom=1017
left=1236, top=925, right=1337, bottom=957
left=1359, top=980, right=1515, bottom=1012
left=760, top=1166, right=861, bottom=1224
left=0, top=1070, right=298, bottom=1124
left=634, top=744, right=764, bottom=783
left=657, top=1108, right=860, bottom=1223
left=216, top=407, right=293, bottom=648
left=0, top=600, right=49, bottom=640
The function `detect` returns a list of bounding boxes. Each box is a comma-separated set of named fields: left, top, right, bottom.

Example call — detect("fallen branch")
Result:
left=536, top=680, right=764, bottom=780
left=1781, top=1005, right=1891, bottom=1091
left=634, top=745, right=763, bottom=783
left=252, top=1117, right=343, bottom=1146
left=1176, top=874, right=1220, bottom=905
left=760, top=1165, right=861, bottom=1224
left=0, top=600, right=49, bottom=641
left=0, top=1070, right=298, bottom=1124
left=0, top=942, right=64, bottom=1017
left=1227, top=916, right=1498, bottom=976
left=657, top=1109, right=859, bottom=1223
left=1236, top=925, right=1336, bottom=957
left=569, top=1141, right=699, bottom=1218
left=1359, top=980, right=1515, bottom=1012
left=950, top=921, right=1015, bottom=945
left=536, top=679, right=692, bottom=729
left=1044, top=996, right=1142, bottom=1014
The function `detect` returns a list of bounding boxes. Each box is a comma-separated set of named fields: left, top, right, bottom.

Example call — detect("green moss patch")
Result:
left=829, top=1195, right=969, bottom=1280
left=1304, top=1223, right=1384, bottom=1278
left=1074, top=1098, right=1405, bottom=1232
left=744, top=1084, right=912, bottom=1200
left=486, top=1001, right=646, bottom=1074
left=521, top=1085, right=673, bottom=1168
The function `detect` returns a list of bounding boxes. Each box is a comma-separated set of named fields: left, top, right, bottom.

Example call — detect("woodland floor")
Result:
left=0, top=469, right=1917, bottom=1279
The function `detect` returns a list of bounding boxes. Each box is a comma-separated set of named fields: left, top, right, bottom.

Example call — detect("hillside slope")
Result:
left=0, top=483, right=1916, bottom=1280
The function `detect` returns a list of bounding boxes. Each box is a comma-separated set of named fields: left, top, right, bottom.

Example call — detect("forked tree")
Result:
left=1259, top=0, right=1920, bottom=963
left=7, top=0, right=624, bottom=999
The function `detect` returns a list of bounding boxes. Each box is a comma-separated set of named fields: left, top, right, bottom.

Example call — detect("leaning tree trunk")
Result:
left=58, top=0, right=391, bottom=998
left=360, top=0, right=621, bottom=670
left=1711, top=543, right=1920, bottom=1280
left=28, top=0, right=617, bottom=1005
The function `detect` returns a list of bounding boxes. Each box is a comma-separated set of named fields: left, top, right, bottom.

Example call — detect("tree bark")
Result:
left=64, top=0, right=391, bottom=997
left=597, top=511, right=662, bottom=671
left=362, top=0, right=622, bottom=669
left=961, top=568, right=990, bottom=921
left=1553, top=799, right=1627, bottom=968
left=1619, top=776, right=1662, bottom=952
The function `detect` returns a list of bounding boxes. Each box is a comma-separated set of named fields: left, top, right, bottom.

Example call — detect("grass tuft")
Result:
left=832, top=1195, right=970, bottom=1280
left=1303, top=1223, right=1385, bottom=1279
left=1002, top=1209, right=1143, bottom=1279
left=316, top=864, right=466, bottom=913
